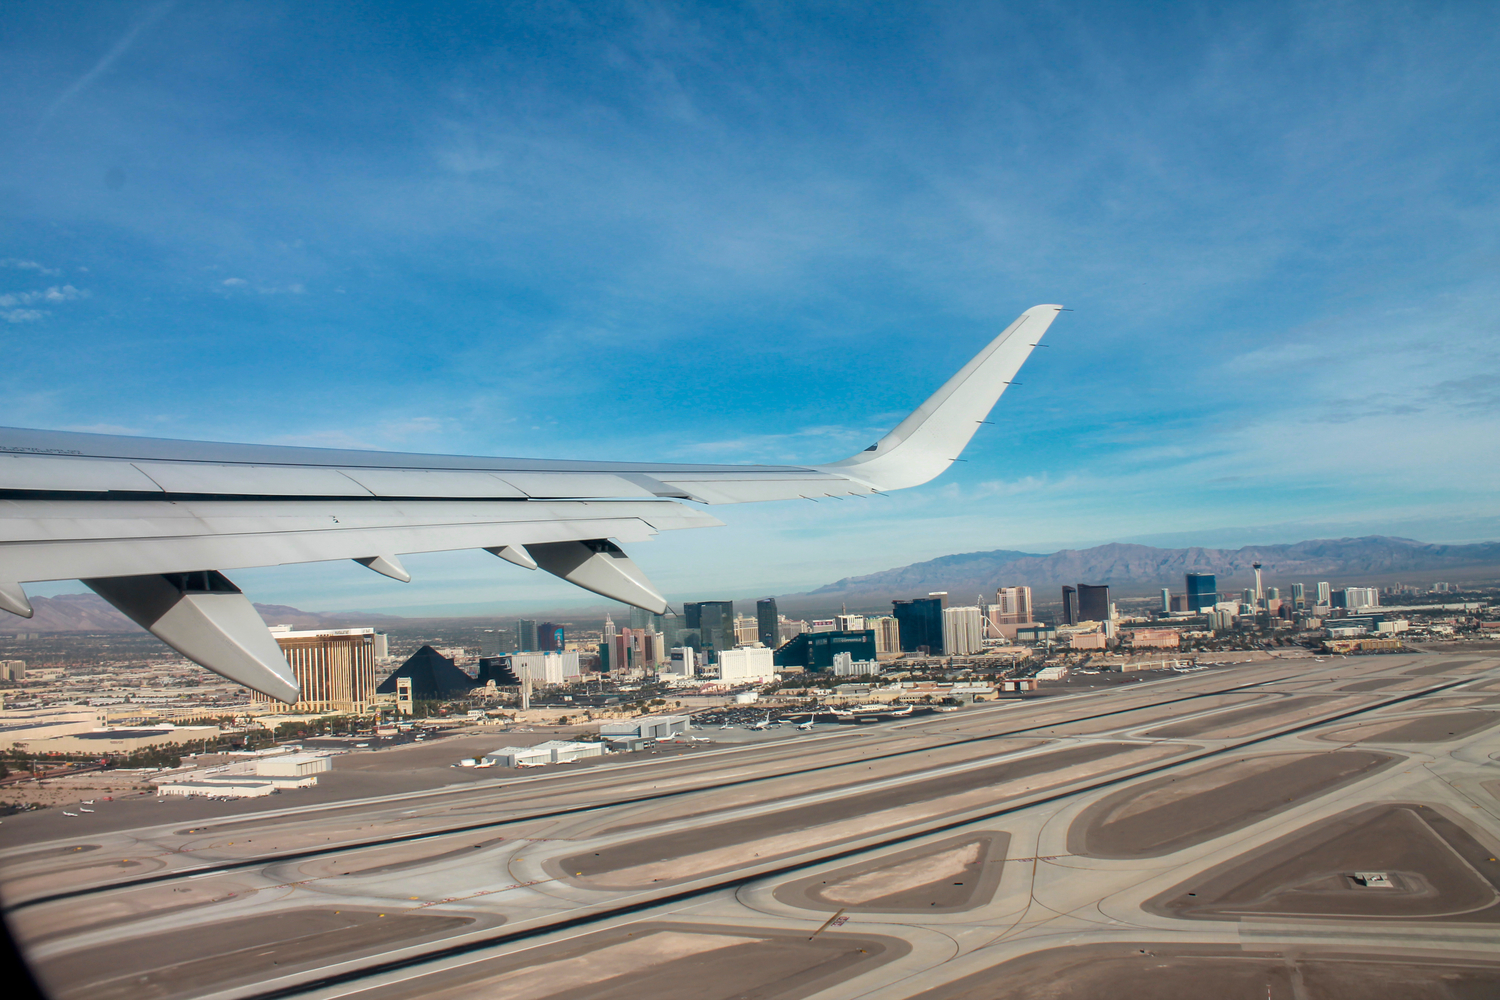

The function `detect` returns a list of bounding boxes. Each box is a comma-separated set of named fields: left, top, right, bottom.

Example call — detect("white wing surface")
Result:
left=0, top=305, right=1061, bottom=699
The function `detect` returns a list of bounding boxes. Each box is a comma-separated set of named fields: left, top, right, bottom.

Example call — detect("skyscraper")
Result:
left=892, top=596, right=944, bottom=654
left=756, top=598, right=779, bottom=648
left=1317, top=581, right=1331, bottom=605
left=1185, top=573, right=1217, bottom=612
left=265, top=626, right=376, bottom=714
left=1077, top=584, right=1109, bottom=622
left=517, top=619, right=538, bottom=653
left=538, top=622, right=564, bottom=651
left=1160, top=588, right=1171, bottom=613
left=867, top=615, right=900, bottom=654
left=942, top=605, right=984, bottom=656
left=993, top=586, right=1032, bottom=624
left=1061, top=586, right=1079, bottom=625
left=733, top=615, right=759, bottom=646
left=685, top=601, right=734, bottom=662
left=1290, top=583, right=1306, bottom=606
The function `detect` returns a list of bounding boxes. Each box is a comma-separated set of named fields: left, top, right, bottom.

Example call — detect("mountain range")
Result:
left=4, top=536, right=1496, bottom=633
left=800, top=536, right=1500, bottom=606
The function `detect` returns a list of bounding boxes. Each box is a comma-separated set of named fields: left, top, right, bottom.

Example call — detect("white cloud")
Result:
left=0, top=285, right=89, bottom=308
left=0, top=259, right=62, bottom=276
left=2, top=309, right=47, bottom=323
left=221, top=277, right=248, bottom=286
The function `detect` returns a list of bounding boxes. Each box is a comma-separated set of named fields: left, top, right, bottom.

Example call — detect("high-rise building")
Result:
left=942, top=606, right=984, bottom=656
left=717, top=646, right=776, bottom=684
left=538, top=622, right=564, bottom=651
left=517, top=619, right=538, bottom=653
left=1077, top=584, right=1109, bottom=622
left=756, top=598, right=779, bottom=649
left=1291, top=583, right=1305, bottom=606
left=1267, top=587, right=1280, bottom=601
left=778, top=618, right=808, bottom=643
left=685, top=601, right=734, bottom=662
left=892, top=596, right=945, bottom=654
left=1159, top=589, right=1171, bottom=614
left=835, top=613, right=867, bottom=632
left=1316, top=581, right=1331, bottom=605
left=628, top=606, right=662, bottom=633
left=1344, top=587, right=1380, bottom=610
left=265, top=627, right=376, bottom=713
left=1061, top=586, right=1079, bottom=626
left=867, top=615, right=900, bottom=654
left=1186, top=573, right=1217, bottom=612
left=511, top=651, right=582, bottom=686
left=993, top=586, right=1033, bottom=624
left=668, top=646, right=696, bottom=677
left=809, top=619, right=837, bottom=633
left=733, top=615, right=760, bottom=646
left=1241, top=589, right=1255, bottom=606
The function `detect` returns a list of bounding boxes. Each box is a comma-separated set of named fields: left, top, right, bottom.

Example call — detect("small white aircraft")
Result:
left=62, top=811, right=78, bottom=817
left=798, top=720, right=815, bottom=731
left=79, top=807, right=95, bottom=813
left=749, top=715, right=772, bottom=731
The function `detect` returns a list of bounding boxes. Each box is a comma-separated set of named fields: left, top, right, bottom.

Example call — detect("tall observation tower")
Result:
left=1253, top=562, right=1264, bottom=605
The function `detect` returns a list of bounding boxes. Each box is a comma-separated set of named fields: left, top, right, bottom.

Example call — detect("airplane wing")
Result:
left=0, top=305, right=1061, bottom=701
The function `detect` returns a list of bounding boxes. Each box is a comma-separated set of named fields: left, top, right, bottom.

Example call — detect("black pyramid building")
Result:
left=375, top=645, right=479, bottom=699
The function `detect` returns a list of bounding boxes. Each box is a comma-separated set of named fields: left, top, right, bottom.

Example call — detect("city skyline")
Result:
left=5, top=3, right=1499, bottom=616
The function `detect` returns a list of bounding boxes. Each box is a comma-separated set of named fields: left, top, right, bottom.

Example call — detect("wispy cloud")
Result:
left=40, top=0, right=176, bottom=124
left=0, top=285, right=90, bottom=308
left=1, top=259, right=62, bottom=276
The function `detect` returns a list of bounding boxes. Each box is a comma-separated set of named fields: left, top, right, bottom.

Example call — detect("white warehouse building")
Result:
left=600, top=714, right=690, bottom=740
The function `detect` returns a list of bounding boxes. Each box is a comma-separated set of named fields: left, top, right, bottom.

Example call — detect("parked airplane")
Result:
left=749, top=715, right=773, bottom=731
left=798, top=720, right=816, bottom=731
left=0, top=306, right=1061, bottom=703
left=62, top=811, right=78, bottom=817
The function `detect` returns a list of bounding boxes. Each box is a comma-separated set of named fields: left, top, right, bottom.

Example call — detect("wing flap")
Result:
left=338, top=468, right=527, bottom=498
left=130, top=462, right=374, bottom=497
left=0, top=453, right=165, bottom=493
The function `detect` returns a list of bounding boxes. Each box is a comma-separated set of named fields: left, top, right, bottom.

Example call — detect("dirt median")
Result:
left=1069, top=750, right=1396, bottom=859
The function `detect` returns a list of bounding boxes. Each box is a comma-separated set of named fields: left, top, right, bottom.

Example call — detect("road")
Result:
left=3, top=651, right=1499, bottom=999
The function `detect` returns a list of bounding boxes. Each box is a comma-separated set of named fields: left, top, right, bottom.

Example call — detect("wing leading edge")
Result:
left=0, top=305, right=1061, bottom=699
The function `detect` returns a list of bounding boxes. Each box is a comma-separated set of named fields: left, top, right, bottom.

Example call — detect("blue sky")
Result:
left=3, top=1, right=1498, bottom=614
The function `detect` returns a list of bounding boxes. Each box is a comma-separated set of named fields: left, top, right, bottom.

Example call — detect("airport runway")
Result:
left=5, top=651, right=1500, bottom=999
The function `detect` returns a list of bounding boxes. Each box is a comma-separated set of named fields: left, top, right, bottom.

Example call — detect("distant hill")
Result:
left=803, top=536, right=1500, bottom=604
left=7, top=594, right=409, bottom=634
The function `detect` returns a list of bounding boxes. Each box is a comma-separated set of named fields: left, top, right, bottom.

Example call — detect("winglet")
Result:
left=818, top=304, right=1062, bottom=490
